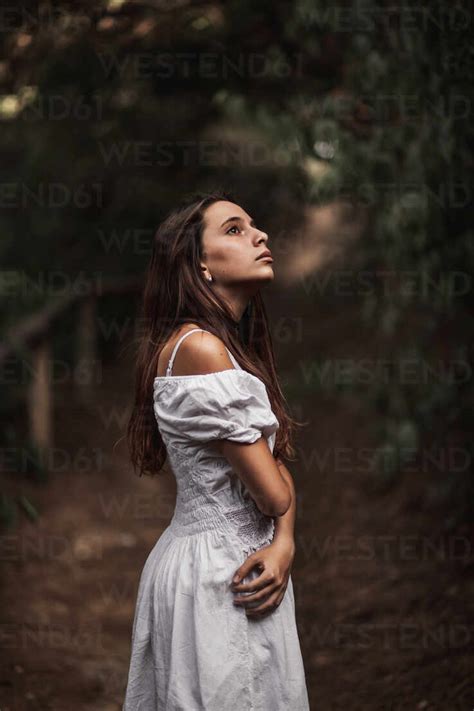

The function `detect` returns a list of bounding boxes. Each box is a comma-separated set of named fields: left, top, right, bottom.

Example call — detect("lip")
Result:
left=256, top=250, right=273, bottom=261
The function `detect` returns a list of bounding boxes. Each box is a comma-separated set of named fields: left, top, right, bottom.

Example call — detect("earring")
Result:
left=207, top=275, right=213, bottom=282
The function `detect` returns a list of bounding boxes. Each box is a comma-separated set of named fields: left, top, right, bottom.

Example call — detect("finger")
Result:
left=271, top=584, right=287, bottom=604
left=245, top=591, right=282, bottom=618
left=231, top=571, right=276, bottom=594
left=274, top=591, right=285, bottom=608
left=233, top=583, right=279, bottom=606
left=246, top=589, right=281, bottom=614
left=230, top=555, right=262, bottom=585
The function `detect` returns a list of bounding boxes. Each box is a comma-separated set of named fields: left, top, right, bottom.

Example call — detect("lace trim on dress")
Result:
left=223, top=505, right=276, bottom=557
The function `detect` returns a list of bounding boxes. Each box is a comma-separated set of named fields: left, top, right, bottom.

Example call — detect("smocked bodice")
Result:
left=152, top=328, right=280, bottom=555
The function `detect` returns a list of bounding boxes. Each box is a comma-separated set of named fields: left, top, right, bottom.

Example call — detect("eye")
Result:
left=226, top=224, right=242, bottom=234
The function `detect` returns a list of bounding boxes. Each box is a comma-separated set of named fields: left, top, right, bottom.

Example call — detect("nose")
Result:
left=254, top=227, right=268, bottom=243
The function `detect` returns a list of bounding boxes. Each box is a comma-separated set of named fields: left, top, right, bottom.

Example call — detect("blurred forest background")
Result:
left=0, top=1, right=473, bottom=709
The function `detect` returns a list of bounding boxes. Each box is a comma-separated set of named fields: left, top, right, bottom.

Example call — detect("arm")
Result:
left=216, top=439, right=291, bottom=517
left=230, top=457, right=297, bottom=618
left=271, top=457, right=296, bottom=555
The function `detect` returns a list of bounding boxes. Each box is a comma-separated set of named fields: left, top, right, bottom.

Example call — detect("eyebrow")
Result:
left=220, top=215, right=256, bottom=228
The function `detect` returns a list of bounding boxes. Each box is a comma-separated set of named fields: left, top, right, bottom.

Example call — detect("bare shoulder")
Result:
left=170, top=329, right=235, bottom=376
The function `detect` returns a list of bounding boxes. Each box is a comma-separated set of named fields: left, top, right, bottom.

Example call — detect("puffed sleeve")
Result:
left=154, top=370, right=279, bottom=445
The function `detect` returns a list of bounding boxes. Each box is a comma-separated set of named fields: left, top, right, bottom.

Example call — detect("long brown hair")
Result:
left=127, top=189, right=304, bottom=477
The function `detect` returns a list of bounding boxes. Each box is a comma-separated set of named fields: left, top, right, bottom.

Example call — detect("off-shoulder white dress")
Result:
left=123, top=328, right=310, bottom=710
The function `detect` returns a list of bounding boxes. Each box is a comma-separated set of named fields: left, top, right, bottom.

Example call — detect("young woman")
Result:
left=123, top=190, right=310, bottom=710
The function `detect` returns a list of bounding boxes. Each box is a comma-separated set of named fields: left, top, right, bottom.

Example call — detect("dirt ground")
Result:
left=1, top=290, right=473, bottom=710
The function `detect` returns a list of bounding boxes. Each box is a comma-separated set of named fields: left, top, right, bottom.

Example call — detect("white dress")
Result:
left=123, top=328, right=310, bottom=710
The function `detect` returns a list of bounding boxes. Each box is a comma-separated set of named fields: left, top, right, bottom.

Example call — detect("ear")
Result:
left=200, top=263, right=211, bottom=280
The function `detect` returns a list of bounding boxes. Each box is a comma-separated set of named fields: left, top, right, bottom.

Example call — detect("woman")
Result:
left=123, top=189, right=310, bottom=710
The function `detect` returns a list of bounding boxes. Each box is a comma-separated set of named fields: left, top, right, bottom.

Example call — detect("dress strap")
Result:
left=225, top=348, right=241, bottom=370
left=166, top=328, right=207, bottom=376
left=166, top=327, right=241, bottom=376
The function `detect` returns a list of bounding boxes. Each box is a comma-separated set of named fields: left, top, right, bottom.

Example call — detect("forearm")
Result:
left=272, top=458, right=296, bottom=548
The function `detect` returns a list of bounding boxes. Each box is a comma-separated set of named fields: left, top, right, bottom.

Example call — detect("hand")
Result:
left=229, top=537, right=296, bottom=618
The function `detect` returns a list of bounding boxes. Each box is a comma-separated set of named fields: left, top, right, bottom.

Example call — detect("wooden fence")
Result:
left=0, top=276, right=142, bottom=460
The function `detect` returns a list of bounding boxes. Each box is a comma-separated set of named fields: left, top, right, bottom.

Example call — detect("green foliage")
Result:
left=216, top=0, right=473, bottom=525
left=0, top=1, right=471, bottom=528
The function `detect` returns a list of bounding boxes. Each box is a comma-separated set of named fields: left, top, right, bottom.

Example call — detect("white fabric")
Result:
left=123, top=341, right=310, bottom=710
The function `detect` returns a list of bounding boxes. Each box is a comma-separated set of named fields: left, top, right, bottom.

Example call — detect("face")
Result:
left=200, top=201, right=274, bottom=292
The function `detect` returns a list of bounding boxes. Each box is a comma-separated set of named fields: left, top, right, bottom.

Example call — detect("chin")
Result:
left=255, top=262, right=274, bottom=274
left=257, top=269, right=275, bottom=283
